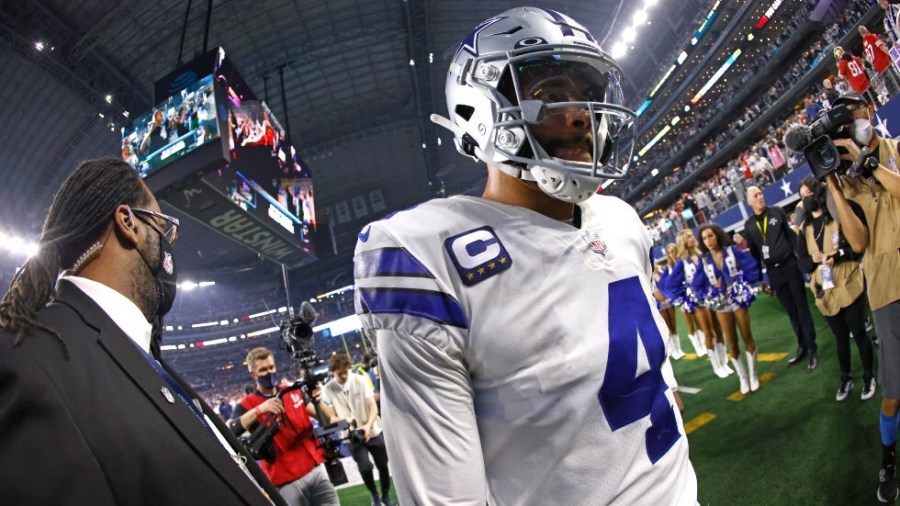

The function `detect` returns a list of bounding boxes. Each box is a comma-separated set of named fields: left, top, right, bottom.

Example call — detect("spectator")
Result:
left=835, top=47, right=875, bottom=103
left=859, top=25, right=900, bottom=103
left=879, top=0, right=900, bottom=47
left=822, top=78, right=840, bottom=106
left=805, top=96, right=823, bottom=124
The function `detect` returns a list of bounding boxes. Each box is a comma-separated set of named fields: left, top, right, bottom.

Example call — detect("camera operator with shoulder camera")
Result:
left=323, top=353, right=395, bottom=506
left=230, top=347, right=340, bottom=506
left=817, top=92, right=900, bottom=502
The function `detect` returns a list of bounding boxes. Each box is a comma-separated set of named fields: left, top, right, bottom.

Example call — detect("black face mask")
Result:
left=802, top=196, right=819, bottom=213
left=138, top=228, right=178, bottom=318
left=258, top=372, right=278, bottom=390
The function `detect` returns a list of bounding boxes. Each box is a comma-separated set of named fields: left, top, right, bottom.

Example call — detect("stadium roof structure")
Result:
left=0, top=0, right=713, bottom=292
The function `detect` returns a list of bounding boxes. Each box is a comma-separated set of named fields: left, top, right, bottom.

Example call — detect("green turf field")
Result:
left=337, top=293, right=887, bottom=505
left=337, top=485, right=399, bottom=505
left=675, top=292, right=884, bottom=506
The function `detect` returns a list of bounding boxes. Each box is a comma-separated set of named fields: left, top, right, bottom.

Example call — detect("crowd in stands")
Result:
left=635, top=0, right=879, bottom=245
left=617, top=0, right=824, bottom=198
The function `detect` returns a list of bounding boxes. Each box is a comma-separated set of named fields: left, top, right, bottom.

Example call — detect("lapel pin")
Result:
left=161, top=386, right=175, bottom=404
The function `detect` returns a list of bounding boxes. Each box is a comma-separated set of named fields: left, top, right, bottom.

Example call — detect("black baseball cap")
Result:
left=832, top=91, right=870, bottom=107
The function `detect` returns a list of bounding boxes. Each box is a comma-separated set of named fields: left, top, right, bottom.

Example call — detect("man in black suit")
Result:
left=0, top=158, right=286, bottom=505
left=743, top=186, right=819, bottom=371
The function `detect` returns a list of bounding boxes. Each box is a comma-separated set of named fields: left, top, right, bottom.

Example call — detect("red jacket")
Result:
left=238, top=390, right=326, bottom=486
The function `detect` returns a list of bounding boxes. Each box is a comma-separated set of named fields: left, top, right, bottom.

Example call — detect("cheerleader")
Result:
left=654, top=244, right=686, bottom=360
left=693, top=224, right=762, bottom=394
left=670, top=229, right=734, bottom=378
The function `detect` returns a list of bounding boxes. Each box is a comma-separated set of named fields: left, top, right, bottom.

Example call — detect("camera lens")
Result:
left=813, top=143, right=835, bottom=168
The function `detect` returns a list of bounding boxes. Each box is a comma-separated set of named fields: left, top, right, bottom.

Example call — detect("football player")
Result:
left=354, top=7, right=697, bottom=505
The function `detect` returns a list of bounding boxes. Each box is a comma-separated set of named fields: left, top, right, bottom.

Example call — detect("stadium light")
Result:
left=105, top=94, right=113, bottom=103
left=0, top=229, right=39, bottom=258
left=611, top=42, right=626, bottom=59
left=633, top=10, right=648, bottom=26
left=623, top=27, right=637, bottom=43
left=248, top=309, right=277, bottom=319
left=35, top=41, right=45, bottom=51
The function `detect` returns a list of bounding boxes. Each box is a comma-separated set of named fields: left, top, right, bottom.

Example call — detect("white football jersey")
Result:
left=354, top=195, right=697, bottom=506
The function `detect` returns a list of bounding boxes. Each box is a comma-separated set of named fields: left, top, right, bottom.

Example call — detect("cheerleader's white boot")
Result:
left=686, top=332, right=707, bottom=357
left=696, top=329, right=709, bottom=356
left=746, top=350, right=760, bottom=392
left=669, top=334, right=686, bottom=360
left=716, top=342, right=733, bottom=375
left=708, top=348, right=731, bottom=379
left=731, top=357, right=750, bottom=394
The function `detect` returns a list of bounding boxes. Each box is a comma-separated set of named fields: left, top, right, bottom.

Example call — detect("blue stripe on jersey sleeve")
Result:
left=357, top=288, right=468, bottom=329
left=355, top=247, right=435, bottom=279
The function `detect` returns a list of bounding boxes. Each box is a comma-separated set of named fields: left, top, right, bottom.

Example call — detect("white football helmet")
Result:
left=432, top=7, right=636, bottom=203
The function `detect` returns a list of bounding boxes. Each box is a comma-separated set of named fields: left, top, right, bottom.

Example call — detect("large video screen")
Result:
left=203, top=167, right=314, bottom=251
left=121, top=75, right=221, bottom=179
left=225, top=100, right=316, bottom=230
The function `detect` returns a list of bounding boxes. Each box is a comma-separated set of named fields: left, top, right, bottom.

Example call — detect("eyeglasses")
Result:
left=132, top=208, right=180, bottom=245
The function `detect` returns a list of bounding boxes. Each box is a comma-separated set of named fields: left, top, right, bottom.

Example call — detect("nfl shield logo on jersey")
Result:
left=581, top=231, right=608, bottom=256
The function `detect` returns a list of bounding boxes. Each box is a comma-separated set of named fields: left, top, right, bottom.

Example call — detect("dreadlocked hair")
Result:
left=0, top=158, right=150, bottom=357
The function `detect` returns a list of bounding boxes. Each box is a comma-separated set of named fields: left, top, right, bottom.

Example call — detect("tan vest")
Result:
left=838, top=136, right=900, bottom=311
left=803, top=218, right=865, bottom=316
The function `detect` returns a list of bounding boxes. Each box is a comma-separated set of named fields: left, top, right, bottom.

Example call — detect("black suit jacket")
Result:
left=742, top=205, right=798, bottom=270
left=0, top=279, right=287, bottom=505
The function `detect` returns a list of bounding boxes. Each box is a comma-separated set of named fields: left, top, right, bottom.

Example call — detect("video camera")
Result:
left=240, top=302, right=351, bottom=485
left=281, top=302, right=351, bottom=485
left=784, top=105, right=855, bottom=180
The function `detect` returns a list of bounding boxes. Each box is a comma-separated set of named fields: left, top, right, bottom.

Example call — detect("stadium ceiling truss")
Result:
left=0, top=0, right=706, bottom=284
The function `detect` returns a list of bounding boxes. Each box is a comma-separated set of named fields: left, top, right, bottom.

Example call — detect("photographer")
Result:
left=823, top=92, right=900, bottom=503
left=795, top=176, right=874, bottom=403
left=230, top=347, right=340, bottom=506
left=322, top=354, right=395, bottom=506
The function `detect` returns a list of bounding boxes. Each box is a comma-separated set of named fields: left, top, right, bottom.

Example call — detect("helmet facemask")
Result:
left=490, top=49, right=635, bottom=201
